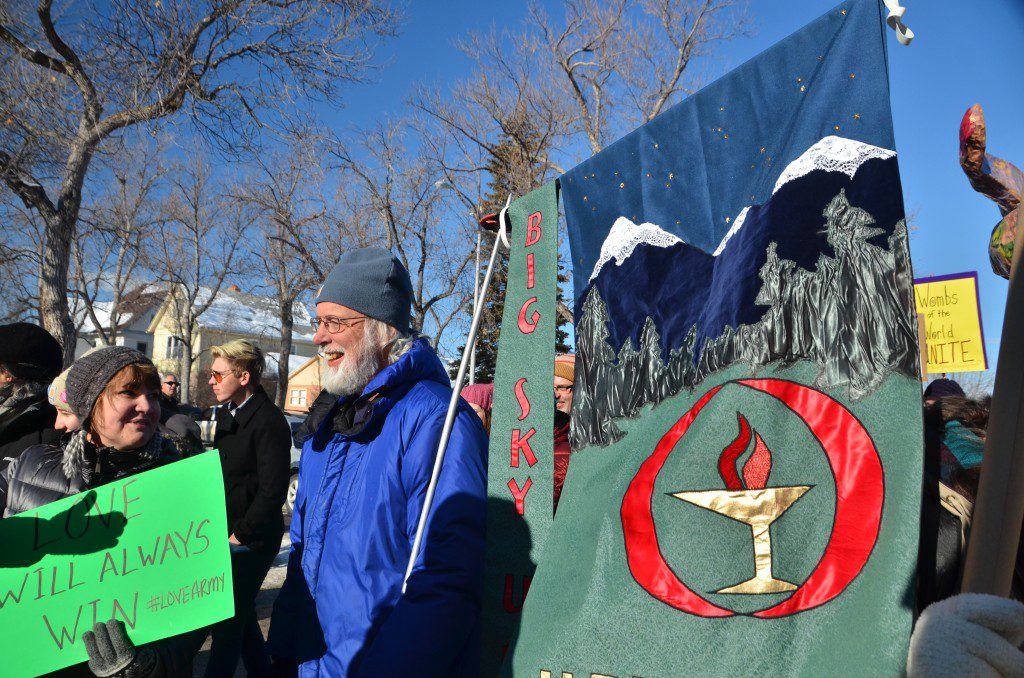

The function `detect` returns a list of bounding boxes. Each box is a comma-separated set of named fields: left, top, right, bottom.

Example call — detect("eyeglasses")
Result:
left=554, top=385, right=574, bottom=394
left=311, top=315, right=368, bottom=333
left=209, top=369, right=232, bottom=384
left=164, top=381, right=179, bottom=387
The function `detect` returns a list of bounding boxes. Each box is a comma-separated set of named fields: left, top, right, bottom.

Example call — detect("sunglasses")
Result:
left=209, top=369, right=233, bottom=384
left=164, top=381, right=179, bottom=386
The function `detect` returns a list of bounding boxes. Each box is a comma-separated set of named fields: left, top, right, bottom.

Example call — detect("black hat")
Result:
left=0, top=323, right=63, bottom=382
left=923, top=378, right=966, bottom=400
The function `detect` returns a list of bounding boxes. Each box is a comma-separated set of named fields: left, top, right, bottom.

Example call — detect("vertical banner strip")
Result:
left=481, top=181, right=559, bottom=674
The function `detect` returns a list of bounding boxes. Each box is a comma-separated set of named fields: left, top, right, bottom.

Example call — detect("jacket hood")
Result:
left=363, top=337, right=450, bottom=399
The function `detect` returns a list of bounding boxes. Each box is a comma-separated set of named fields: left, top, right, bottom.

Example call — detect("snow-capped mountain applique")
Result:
left=588, top=217, right=684, bottom=282
left=587, top=136, right=898, bottom=281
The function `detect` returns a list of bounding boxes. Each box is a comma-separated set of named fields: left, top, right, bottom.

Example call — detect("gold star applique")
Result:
left=853, top=113, right=861, bottom=120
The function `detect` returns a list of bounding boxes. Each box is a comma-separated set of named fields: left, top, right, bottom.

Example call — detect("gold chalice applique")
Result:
left=672, top=413, right=811, bottom=595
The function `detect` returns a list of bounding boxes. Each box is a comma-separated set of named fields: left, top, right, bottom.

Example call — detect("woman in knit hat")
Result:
left=0, top=346, right=204, bottom=677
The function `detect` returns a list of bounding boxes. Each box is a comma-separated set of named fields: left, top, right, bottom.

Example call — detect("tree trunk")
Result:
left=180, top=314, right=196, bottom=405
left=39, top=139, right=98, bottom=366
left=182, top=341, right=194, bottom=405
left=276, top=299, right=294, bottom=410
left=39, top=212, right=78, bottom=367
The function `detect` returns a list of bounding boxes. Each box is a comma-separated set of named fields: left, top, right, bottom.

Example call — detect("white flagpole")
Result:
left=402, top=197, right=511, bottom=593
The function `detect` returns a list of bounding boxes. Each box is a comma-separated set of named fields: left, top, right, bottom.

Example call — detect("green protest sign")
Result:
left=0, top=451, right=233, bottom=677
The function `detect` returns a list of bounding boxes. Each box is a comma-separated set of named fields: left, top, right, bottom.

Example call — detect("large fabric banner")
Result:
left=509, top=0, right=923, bottom=675
left=482, top=182, right=560, bottom=674
left=0, top=452, right=233, bottom=677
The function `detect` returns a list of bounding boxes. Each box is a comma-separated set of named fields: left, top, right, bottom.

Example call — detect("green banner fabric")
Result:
left=481, top=181, right=560, bottom=674
left=0, top=452, right=233, bottom=677
left=508, top=1, right=924, bottom=675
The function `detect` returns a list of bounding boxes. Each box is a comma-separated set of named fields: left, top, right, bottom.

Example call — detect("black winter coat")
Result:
left=0, top=393, right=55, bottom=445
left=1, top=427, right=63, bottom=474
left=1, top=436, right=179, bottom=517
left=204, top=386, right=290, bottom=555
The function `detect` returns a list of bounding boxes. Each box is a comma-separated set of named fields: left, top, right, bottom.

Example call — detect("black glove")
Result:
left=82, top=620, right=157, bottom=678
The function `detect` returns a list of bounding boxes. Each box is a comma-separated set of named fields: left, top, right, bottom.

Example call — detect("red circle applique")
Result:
left=620, top=378, right=884, bottom=617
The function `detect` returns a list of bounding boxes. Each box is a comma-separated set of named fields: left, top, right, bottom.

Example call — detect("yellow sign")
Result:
left=913, top=272, right=988, bottom=373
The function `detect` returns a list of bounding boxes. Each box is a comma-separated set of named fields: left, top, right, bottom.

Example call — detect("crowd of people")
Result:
left=0, top=246, right=1021, bottom=676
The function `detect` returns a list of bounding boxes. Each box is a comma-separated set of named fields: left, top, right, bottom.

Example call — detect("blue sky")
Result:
left=325, top=1, right=1024, bottom=379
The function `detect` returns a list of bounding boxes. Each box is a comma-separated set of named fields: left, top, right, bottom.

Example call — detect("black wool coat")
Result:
left=205, top=387, right=291, bottom=555
left=0, top=395, right=55, bottom=445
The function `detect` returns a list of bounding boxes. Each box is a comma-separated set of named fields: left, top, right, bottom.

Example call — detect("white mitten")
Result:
left=908, top=593, right=1024, bottom=677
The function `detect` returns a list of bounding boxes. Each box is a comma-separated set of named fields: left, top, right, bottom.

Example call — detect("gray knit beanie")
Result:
left=315, top=248, right=413, bottom=334
left=65, top=346, right=152, bottom=421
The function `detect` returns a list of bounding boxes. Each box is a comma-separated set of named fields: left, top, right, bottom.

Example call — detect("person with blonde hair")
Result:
left=202, top=338, right=290, bottom=677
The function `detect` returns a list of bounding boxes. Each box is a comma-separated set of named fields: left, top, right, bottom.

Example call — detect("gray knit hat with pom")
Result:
left=65, top=346, right=152, bottom=421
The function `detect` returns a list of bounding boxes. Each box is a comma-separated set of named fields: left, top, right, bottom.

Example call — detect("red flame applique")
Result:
left=718, top=413, right=772, bottom=490
left=718, top=413, right=751, bottom=490
left=743, top=433, right=772, bottom=490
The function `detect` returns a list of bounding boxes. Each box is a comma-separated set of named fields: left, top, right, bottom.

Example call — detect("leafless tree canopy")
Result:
left=149, top=150, right=249, bottom=402
left=331, top=120, right=477, bottom=349
left=0, top=0, right=397, bottom=362
left=414, top=0, right=751, bottom=192
left=234, top=135, right=335, bottom=407
left=73, top=136, right=165, bottom=346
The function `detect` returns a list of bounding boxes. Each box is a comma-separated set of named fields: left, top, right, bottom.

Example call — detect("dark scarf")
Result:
left=61, top=428, right=167, bottom=480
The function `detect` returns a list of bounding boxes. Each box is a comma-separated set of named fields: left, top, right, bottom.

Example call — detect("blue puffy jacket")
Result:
left=267, top=338, right=488, bottom=676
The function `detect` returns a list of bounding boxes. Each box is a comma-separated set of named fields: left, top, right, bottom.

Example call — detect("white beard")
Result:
left=321, top=343, right=383, bottom=397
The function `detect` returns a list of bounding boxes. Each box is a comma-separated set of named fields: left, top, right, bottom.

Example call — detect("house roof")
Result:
left=149, top=285, right=316, bottom=343
left=74, top=286, right=165, bottom=335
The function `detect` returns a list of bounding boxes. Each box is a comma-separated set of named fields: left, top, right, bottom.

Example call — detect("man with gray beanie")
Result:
left=268, top=247, right=488, bottom=677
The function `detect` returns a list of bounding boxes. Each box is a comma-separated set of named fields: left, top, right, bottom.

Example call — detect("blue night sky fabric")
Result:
left=562, top=0, right=896, bottom=307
